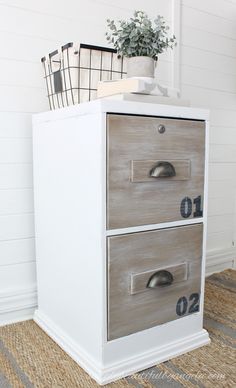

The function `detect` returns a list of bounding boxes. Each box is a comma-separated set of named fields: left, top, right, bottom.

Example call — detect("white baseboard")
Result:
left=34, top=309, right=210, bottom=385
left=206, top=248, right=236, bottom=276
left=0, top=285, right=37, bottom=326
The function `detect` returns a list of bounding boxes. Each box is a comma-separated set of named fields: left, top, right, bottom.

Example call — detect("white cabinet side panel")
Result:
left=33, top=113, right=105, bottom=364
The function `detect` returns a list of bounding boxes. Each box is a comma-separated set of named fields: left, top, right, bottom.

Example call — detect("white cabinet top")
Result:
left=33, top=99, right=210, bottom=125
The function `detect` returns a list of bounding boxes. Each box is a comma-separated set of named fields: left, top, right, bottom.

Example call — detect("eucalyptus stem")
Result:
left=106, top=10, right=177, bottom=58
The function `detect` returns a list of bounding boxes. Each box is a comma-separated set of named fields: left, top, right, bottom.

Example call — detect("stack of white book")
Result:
left=97, top=78, right=190, bottom=106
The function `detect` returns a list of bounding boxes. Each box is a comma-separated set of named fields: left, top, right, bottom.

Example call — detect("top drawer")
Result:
left=107, top=114, right=205, bottom=230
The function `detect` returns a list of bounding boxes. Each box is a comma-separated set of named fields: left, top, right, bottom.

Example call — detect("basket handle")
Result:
left=49, top=49, right=62, bottom=73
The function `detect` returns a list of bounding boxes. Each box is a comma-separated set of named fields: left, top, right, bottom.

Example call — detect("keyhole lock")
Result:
left=158, top=124, right=166, bottom=134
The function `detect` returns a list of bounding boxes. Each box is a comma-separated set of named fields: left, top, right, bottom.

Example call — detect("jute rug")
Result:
left=0, top=269, right=235, bottom=387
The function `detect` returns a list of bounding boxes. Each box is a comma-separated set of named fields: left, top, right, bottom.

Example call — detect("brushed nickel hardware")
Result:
left=150, top=161, right=176, bottom=178
left=158, top=124, right=166, bottom=133
left=147, top=270, right=174, bottom=288
left=131, top=159, right=191, bottom=183
left=130, top=262, right=188, bottom=295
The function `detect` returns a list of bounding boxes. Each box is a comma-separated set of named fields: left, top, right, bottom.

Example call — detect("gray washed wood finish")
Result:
left=107, top=224, right=203, bottom=340
left=107, top=115, right=205, bottom=230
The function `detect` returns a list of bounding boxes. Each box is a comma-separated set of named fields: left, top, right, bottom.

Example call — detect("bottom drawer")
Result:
left=107, top=224, right=203, bottom=340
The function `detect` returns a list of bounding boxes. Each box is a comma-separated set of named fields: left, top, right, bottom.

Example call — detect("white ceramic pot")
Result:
left=126, top=56, right=156, bottom=80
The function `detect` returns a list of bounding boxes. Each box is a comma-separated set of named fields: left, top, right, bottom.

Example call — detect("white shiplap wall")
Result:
left=0, top=0, right=235, bottom=323
left=181, top=0, right=236, bottom=274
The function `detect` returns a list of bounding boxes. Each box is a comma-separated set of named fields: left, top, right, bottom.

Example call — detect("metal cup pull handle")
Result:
left=150, top=161, right=176, bottom=178
left=146, top=270, right=174, bottom=288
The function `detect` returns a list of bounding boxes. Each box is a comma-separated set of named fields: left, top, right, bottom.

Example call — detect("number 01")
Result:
left=180, top=195, right=203, bottom=218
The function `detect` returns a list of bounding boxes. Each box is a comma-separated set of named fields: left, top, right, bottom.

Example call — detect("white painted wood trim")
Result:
left=171, top=0, right=181, bottom=94
left=106, top=218, right=203, bottom=236
left=199, top=119, right=209, bottom=320
left=34, top=310, right=104, bottom=383
left=34, top=309, right=210, bottom=386
left=33, top=99, right=210, bottom=124
left=101, top=330, right=210, bottom=385
left=0, top=285, right=37, bottom=326
left=206, top=248, right=236, bottom=276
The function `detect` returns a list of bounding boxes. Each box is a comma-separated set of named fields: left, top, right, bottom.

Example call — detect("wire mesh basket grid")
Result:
left=41, top=42, right=127, bottom=110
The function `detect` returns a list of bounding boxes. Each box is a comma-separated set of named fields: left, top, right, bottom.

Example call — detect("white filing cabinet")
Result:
left=33, top=100, right=210, bottom=385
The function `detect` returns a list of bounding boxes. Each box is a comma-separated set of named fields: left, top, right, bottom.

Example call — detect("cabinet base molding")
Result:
left=34, top=309, right=210, bottom=385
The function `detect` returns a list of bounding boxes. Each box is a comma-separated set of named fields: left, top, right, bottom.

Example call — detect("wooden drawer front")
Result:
left=107, top=114, right=205, bottom=230
left=107, top=224, right=203, bottom=341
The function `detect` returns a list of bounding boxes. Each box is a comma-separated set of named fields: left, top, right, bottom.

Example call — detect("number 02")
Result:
left=176, top=293, right=200, bottom=316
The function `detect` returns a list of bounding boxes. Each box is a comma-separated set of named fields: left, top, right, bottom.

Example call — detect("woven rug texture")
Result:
left=0, top=269, right=235, bottom=387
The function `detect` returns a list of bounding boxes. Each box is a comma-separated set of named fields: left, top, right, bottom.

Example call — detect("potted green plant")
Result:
left=106, top=10, right=176, bottom=80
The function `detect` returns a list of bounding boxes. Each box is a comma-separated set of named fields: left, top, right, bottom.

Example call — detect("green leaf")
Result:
left=105, top=9, right=176, bottom=57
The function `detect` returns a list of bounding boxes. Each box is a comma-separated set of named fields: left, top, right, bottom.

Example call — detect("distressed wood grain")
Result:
left=107, top=224, right=203, bottom=340
left=107, top=114, right=205, bottom=229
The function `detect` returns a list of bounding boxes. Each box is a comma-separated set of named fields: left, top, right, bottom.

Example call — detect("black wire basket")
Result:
left=41, top=42, right=127, bottom=110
